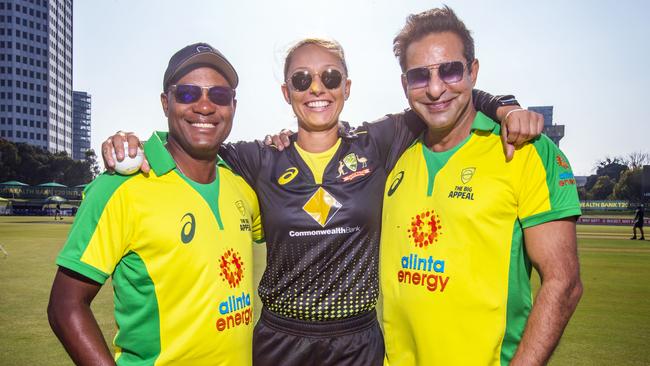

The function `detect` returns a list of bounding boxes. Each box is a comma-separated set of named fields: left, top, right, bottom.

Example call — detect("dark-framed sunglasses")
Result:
left=169, top=84, right=236, bottom=106
left=289, top=68, right=344, bottom=92
left=404, top=61, right=466, bottom=89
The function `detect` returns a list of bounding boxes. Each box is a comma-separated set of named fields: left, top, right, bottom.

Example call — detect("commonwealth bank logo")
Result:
left=302, top=187, right=342, bottom=227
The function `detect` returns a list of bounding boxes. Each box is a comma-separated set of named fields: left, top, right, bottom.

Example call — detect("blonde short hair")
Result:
left=283, top=38, right=348, bottom=81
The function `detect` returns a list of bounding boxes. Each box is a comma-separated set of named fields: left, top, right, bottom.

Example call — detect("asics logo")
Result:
left=278, top=167, right=299, bottom=185
left=387, top=171, right=404, bottom=197
left=180, top=213, right=196, bottom=244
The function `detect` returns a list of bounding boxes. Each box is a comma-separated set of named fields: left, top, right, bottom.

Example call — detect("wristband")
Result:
left=504, top=108, right=525, bottom=121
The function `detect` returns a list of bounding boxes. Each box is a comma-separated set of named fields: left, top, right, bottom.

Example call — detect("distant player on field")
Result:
left=631, top=205, right=645, bottom=240
left=54, top=203, right=62, bottom=220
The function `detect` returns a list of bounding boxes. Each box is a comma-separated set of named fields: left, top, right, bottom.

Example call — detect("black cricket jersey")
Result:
left=220, top=90, right=513, bottom=321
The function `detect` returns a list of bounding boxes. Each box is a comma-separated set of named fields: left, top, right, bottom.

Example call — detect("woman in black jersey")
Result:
left=102, top=38, right=542, bottom=366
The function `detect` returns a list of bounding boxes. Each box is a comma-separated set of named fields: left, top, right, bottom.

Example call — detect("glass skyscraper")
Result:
left=72, top=90, right=89, bottom=160
left=0, top=0, right=73, bottom=154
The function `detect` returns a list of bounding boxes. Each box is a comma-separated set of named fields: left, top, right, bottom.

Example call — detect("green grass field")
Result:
left=0, top=217, right=649, bottom=365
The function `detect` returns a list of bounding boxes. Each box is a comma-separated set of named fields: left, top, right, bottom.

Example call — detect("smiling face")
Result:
left=281, top=44, right=351, bottom=133
left=403, top=31, right=478, bottom=133
left=161, top=66, right=236, bottom=160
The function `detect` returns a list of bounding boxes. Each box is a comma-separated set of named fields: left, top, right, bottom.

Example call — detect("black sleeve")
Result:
left=360, top=110, right=426, bottom=172
left=219, top=141, right=265, bottom=187
left=472, top=89, right=519, bottom=122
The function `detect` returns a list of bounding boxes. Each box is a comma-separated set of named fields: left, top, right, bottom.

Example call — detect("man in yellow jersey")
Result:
left=47, top=43, right=262, bottom=366
left=380, top=7, right=583, bottom=366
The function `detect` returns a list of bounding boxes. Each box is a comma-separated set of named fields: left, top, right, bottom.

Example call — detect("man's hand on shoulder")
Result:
left=102, top=131, right=150, bottom=174
left=498, top=107, right=544, bottom=161
left=263, top=129, right=294, bottom=151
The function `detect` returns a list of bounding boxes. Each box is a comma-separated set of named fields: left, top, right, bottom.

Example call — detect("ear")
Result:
left=161, top=92, right=169, bottom=117
left=469, top=59, right=479, bottom=87
left=400, top=74, right=409, bottom=98
left=344, top=78, right=351, bottom=100
left=232, top=98, right=237, bottom=114
left=281, top=83, right=291, bottom=104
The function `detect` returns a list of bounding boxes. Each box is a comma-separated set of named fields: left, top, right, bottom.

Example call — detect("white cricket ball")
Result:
left=112, top=141, right=144, bottom=175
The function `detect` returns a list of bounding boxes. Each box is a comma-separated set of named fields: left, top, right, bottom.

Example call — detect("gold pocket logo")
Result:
left=460, top=167, right=476, bottom=184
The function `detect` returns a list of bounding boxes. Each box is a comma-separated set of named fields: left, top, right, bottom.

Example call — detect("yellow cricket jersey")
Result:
left=380, top=112, right=581, bottom=366
left=56, top=132, right=263, bottom=366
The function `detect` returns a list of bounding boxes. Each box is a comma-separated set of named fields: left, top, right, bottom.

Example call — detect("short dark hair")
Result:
left=393, top=6, right=475, bottom=72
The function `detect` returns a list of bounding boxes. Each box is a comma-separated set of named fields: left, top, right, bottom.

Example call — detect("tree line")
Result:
left=579, top=152, right=649, bottom=203
left=0, top=138, right=100, bottom=187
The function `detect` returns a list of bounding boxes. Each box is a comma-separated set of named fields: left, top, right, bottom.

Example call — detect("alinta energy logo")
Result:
left=407, top=209, right=442, bottom=248
left=216, top=248, right=252, bottom=332
left=556, top=155, right=570, bottom=169
left=216, top=291, right=252, bottom=332
left=559, top=172, right=576, bottom=187
left=398, top=210, right=449, bottom=293
left=219, top=249, right=244, bottom=288
left=555, top=154, right=575, bottom=187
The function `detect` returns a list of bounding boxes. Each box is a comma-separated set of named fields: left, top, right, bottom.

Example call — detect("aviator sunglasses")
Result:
left=169, top=84, right=236, bottom=106
left=404, top=61, right=466, bottom=89
left=289, top=68, right=344, bottom=92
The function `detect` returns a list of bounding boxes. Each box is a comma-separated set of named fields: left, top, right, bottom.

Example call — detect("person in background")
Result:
left=54, top=203, right=62, bottom=220
left=631, top=204, right=645, bottom=240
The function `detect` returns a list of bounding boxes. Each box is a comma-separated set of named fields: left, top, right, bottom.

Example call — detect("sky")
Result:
left=73, top=0, right=650, bottom=176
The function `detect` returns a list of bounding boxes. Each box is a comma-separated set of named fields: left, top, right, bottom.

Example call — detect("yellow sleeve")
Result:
left=517, top=136, right=581, bottom=228
left=56, top=174, right=134, bottom=283
left=233, top=175, right=265, bottom=243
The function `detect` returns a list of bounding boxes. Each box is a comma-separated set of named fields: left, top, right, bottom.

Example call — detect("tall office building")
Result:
left=528, top=105, right=565, bottom=146
left=72, top=90, right=89, bottom=160
left=0, top=0, right=73, bottom=155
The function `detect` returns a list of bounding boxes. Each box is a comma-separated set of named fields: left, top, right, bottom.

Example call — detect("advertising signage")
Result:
left=580, top=200, right=629, bottom=210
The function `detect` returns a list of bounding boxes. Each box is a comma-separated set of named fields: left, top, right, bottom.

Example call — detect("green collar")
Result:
left=143, top=131, right=231, bottom=176
left=470, top=111, right=498, bottom=133
left=415, top=111, right=498, bottom=150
